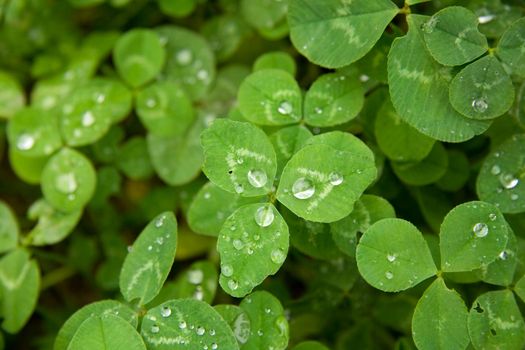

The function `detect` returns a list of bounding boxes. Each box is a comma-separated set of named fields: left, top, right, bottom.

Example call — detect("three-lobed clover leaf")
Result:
left=201, top=119, right=277, bottom=197
left=217, top=203, right=289, bottom=297
left=119, top=212, right=177, bottom=305
left=269, top=125, right=312, bottom=176
left=391, top=142, right=448, bottom=186
left=356, top=218, right=437, bottom=292
left=288, top=0, right=399, bottom=68
left=140, top=298, right=239, bottom=350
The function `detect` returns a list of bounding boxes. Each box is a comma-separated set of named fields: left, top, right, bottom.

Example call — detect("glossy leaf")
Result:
left=253, top=52, right=296, bottom=77
left=391, top=142, right=448, bottom=186
left=0, top=201, right=18, bottom=254
left=119, top=212, right=177, bottom=305
left=269, top=125, right=312, bottom=176
left=217, top=203, right=289, bottom=297
left=0, top=70, right=25, bottom=119
left=496, top=17, right=525, bottom=77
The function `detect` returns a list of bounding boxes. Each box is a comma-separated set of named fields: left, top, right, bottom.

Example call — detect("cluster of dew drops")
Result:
left=149, top=304, right=218, bottom=350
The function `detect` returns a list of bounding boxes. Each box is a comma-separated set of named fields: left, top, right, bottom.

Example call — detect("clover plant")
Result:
left=1, top=0, right=525, bottom=349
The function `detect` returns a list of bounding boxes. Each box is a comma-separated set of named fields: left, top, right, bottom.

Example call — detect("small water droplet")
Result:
left=188, top=269, right=204, bottom=284
left=257, top=329, right=264, bottom=336
left=491, top=165, right=501, bottom=175
left=473, top=222, right=489, bottom=238
left=81, top=110, right=95, bottom=127
left=176, top=49, right=193, bottom=65
left=204, top=192, right=211, bottom=199
left=499, top=251, right=508, bottom=260
left=235, top=183, right=244, bottom=194
left=196, top=326, right=205, bottom=336
left=265, top=308, right=271, bottom=314
left=155, top=215, right=165, bottom=227
left=478, top=14, right=495, bottom=24
left=314, top=107, right=323, bottom=114
left=421, top=17, right=438, bottom=33
left=222, top=263, right=234, bottom=277
left=511, top=194, right=519, bottom=201
left=500, top=173, right=519, bottom=189
left=160, top=306, right=171, bottom=317
left=194, top=286, right=204, bottom=300
left=151, top=324, right=160, bottom=333
left=385, top=271, right=394, bottom=280
left=95, top=93, right=105, bottom=104
left=277, top=100, right=293, bottom=115
left=472, top=98, right=488, bottom=113
left=246, top=247, right=254, bottom=255
left=227, top=279, right=238, bottom=290
left=247, top=169, right=268, bottom=188
left=179, top=321, right=187, bottom=329
left=387, top=254, right=396, bottom=262
left=489, top=213, right=497, bottom=221
left=292, top=177, right=315, bottom=199
left=17, top=134, right=35, bottom=150
left=255, top=205, right=274, bottom=227
left=197, top=69, right=209, bottom=81
left=270, top=248, right=286, bottom=264
left=56, top=173, right=78, bottom=194
left=233, top=239, right=244, bottom=250
left=156, top=236, right=164, bottom=245
left=236, top=158, right=243, bottom=164
left=329, top=172, right=343, bottom=186
left=211, top=344, right=218, bottom=350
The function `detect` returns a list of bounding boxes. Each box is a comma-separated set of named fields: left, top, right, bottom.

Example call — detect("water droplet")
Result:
left=194, top=286, right=204, bottom=300
left=197, top=69, right=209, bottom=81
left=17, top=134, right=35, bottom=150
left=155, top=236, right=164, bottom=245
left=489, top=213, right=497, bottom=221
left=491, top=165, right=501, bottom=175
left=385, top=271, right=394, bottom=280
left=499, top=173, right=519, bottom=189
left=234, top=184, right=244, bottom=194
left=247, top=169, right=268, bottom=188
left=155, top=215, right=165, bottom=227
left=387, top=254, right=396, bottom=262
left=292, top=177, right=315, bottom=199
left=160, top=306, right=171, bottom=317
left=188, top=269, right=204, bottom=284
left=314, top=107, right=323, bottom=114
left=95, top=93, right=105, bottom=104
left=511, top=194, right=519, bottom=201
left=211, top=344, right=218, bottom=350
left=227, top=279, right=238, bottom=290
left=422, top=17, right=438, bottom=33
left=478, top=14, right=495, bottom=24
left=233, top=239, right=244, bottom=250
left=147, top=245, right=153, bottom=251
left=270, top=248, right=286, bottom=264
left=472, top=98, right=488, bottom=113
left=264, top=308, right=271, bottom=314
left=146, top=98, right=157, bottom=108
left=179, top=321, right=187, bottom=329
left=277, top=100, right=293, bottom=115
left=236, top=158, right=243, bottom=164
left=176, top=49, right=193, bottom=65
left=81, top=110, right=95, bottom=127
left=499, top=251, right=508, bottom=260
left=473, top=222, right=489, bottom=238
left=359, top=74, right=370, bottom=82
left=246, top=247, right=254, bottom=255
left=255, top=205, right=274, bottom=227
left=329, top=172, right=343, bottom=186
left=209, top=329, right=216, bottom=336
left=196, top=326, right=205, bottom=336
left=257, top=329, right=264, bottom=336
left=56, top=173, right=78, bottom=194
left=151, top=324, right=160, bottom=333
left=221, top=263, right=234, bottom=277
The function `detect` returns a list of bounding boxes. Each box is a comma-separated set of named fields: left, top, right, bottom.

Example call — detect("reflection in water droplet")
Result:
left=255, top=205, right=274, bottom=227
left=277, top=101, right=293, bottom=115
left=292, top=177, right=315, bottom=199
left=473, top=222, right=489, bottom=238
left=500, top=173, right=519, bottom=189
left=385, top=271, right=394, bottom=280
left=472, top=98, right=488, bottom=113
left=329, top=172, right=343, bottom=186
left=247, top=169, right=268, bottom=188
left=227, top=279, right=238, bottom=291
left=222, top=264, right=233, bottom=277
left=17, top=134, right=35, bottom=150
left=270, top=248, right=286, bottom=264
left=490, top=165, right=501, bottom=175
left=160, top=306, right=171, bottom=317
left=56, top=173, right=78, bottom=194
left=176, top=49, right=193, bottom=65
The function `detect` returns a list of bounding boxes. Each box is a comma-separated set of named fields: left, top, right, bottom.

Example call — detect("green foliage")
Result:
left=2, top=1, right=525, bottom=349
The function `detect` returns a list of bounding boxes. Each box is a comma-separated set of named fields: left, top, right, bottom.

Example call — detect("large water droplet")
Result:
left=329, top=172, right=343, bottom=186
left=176, top=49, right=193, bottom=65
left=221, top=264, right=233, bottom=277
left=227, top=279, right=238, bottom=291
left=472, top=98, right=488, bottom=113
left=473, top=222, right=489, bottom=238
left=292, top=177, right=315, bottom=199
left=490, top=165, right=501, bottom=175
left=160, top=306, right=171, bottom=317
left=255, top=205, right=274, bottom=227
left=188, top=269, right=204, bottom=284
left=81, top=110, right=95, bottom=127
left=17, top=134, right=35, bottom=150
left=151, top=324, right=160, bottom=333
left=385, top=271, right=394, bottom=280
left=56, top=173, right=78, bottom=194
left=277, top=101, right=293, bottom=115
left=270, top=248, right=286, bottom=264
left=499, top=173, right=519, bottom=189
left=247, top=169, right=268, bottom=188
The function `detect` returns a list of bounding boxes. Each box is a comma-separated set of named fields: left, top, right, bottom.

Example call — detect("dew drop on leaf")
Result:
left=254, top=205, right=274, bottom=227
left=234, top=183, right=244, bottom=194
left=160, top=306, right=171, bottom=317
left=385, top=271, right=394, bottom=280
left=499, top=173, right=519, bottom=189
left=196, top=326, right=205, bottom=335
left=211, top=343, right=218, bottom=350
left=270, top=248, right=286, bottom=264
left=292, top=177, right=315, bottom=199
left=471, top=98, right=488, bottom=113
left=179, top=321, right=187, bottom=329
left=387, top=254, right=396, bottom=262
left=489, top=213, right=497, bottom=221
left=329, top=172, right=343, bottom=186
left=151, top=324, right=160, bottom=333
left=472, top=222, right=489, bottom=238
left=314, top=107, right=323, bottom=114
left=187, top=269, right=204, bottom=284
left=490, top=165, right=501, bottom=175
left=277, top=100, right=293, bottom=115
left=55, top=173, right=78, bottom=194
left=227, top=279, right=238, bottom=290
left=155, top=215, right=165, bottom=227
left=146, top=98, right=157, bottom=108
left=232, top=239, right=244, bottom=250
left=478, top=14, right=495, bottom=24
left=81, top=111, right=95, bottom=127
left=17, top=133, right=35, bottom=150
left=511, top=194, right=519, bottom=201
left=194, top=286, right=204, bottom=300
left=176, top=49, right=193, bottom=65
left=499, top=251, right=508, bottom=260
left=247, top=169, right=268, bottom=188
